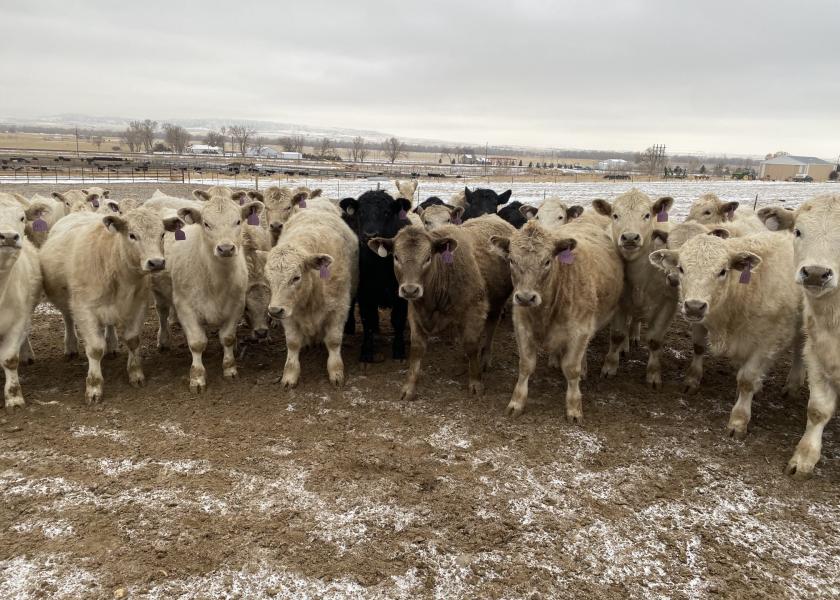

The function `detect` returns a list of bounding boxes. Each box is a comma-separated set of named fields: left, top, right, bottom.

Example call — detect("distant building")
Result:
left=188, top=144, right=222, bottom=155
left=460, top=153, right=490, bottom=165
left=760, top=155, right=834, bottom=181
left=597, top=158, right=630, bottom=171
left=278, top=151, right=303, bottom=160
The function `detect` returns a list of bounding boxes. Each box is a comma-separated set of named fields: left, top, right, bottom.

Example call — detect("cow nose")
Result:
left=0, top=231, right=20, bottom=244
left=268, top=306, right=286, bottom=319
left=254, top=328, right=268, bottom=339
left=683, top=300, right=708, bottom=319
left=270, top=222, right=282, bottom=232
left=666, top=272, right=680, bottom=288
left=800, top=265, right=833, bottom=287
left=399, top=283, right=422, bottom=299
left=146, top=258, right=165, bottom=271
left=362, top=229, right=378, bottom=239
left=620, top=232, right=641, bottom=245
left=216, top=243, right=236, bottom=256
left=514, top=291, right=538, bottom=306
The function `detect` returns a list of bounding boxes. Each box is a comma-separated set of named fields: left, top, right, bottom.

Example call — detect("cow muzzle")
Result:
left=798, top=265, right=835, bottom=295
left=145, top=257, right=166, bottom=272
left=513, top=290, right=541, bottom=307
left=268, top=305, right=289, bottom=319
left=682, top=299, right=708, bottom=322
left=399, top=283, right=423, bottom=300
left=0, top=231, right=21, bottom=249
left=215, top=243, right=237, bottom=258
left=619, top=232, right=642, bottom=252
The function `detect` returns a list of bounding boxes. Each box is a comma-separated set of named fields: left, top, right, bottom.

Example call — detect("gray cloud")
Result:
left=1, top=0, right=838, bottom=156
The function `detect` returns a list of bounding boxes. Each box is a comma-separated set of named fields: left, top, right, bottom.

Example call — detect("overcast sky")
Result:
left=2, top=1, right=838, bottom=157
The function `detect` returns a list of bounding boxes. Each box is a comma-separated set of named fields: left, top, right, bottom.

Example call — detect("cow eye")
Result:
left=235, top=220, right=241, bottom=226
left=612, top=214, right=619, bottom=220
left=19, top=216, right=25, bottom=222
left=558, top=216, right=564, bottom=221
left=291, top=275, right=301, bottom=284
left=794, top=228, right=802, bottom=238
left=129, top=233, right=138, bottom=241
left=718, top=268, right=727, bottom=277
left=160, top=233, right=165, bottom=239
left=204, top=222, right=211, bottom=229
left=703, top=210, right=711, bottom=216
left=543, top=259, right=551, bottom=268
left=643, top=213, right=650, bottom=220
left=678, top=265, right=684, bottom=274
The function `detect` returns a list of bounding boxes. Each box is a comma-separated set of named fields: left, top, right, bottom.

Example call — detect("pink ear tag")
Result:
left=239, top=196, right=245, bottom=206
left=657, top=208, right=668, bottom=222
left=399, top=209, right=407, bottom=221
left=33, top=218, right=48, bottom=232
left=319, top=264, right=330, bottom=279
left=174, top=222, right=186, bottom=241
left=739, top=263, right=751, bottom=284
left=559, top=248, right=574, bottom=264
left=726, top=209, right=735, bottom=222
left=442, top=244, right=454, bottom=265
left=452, top=215, right=462, bottom=225
left=298, top=199, right=307, bottom=209
left=247, top=207, right=260, bottom=226
left=89, top=198, right=100, bottom=209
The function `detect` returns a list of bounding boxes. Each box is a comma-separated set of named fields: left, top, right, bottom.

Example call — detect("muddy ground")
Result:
left=1, top=183, right=839, bottom=599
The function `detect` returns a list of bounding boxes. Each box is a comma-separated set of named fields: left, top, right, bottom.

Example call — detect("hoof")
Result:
left=5, top=397, right=25, bottom=409
left=189, top=380, right=206, bottom=394
left=785, top=460, right=815, bottom=480
left=468, top=381, right=483, bottom=396
left=566, top=411, right=583, bottom=425
left=129, top=375, right=146, bottom=388
left=281, top=378, right=298, bottom=389
left=85, top=390, right=102, bottom=404
left=330, top=373, right=344, bottom=387
left=505, top=403, right=524, bottom=418
left=400, top=387, right=416, bottom=402
left=726, top=424, right=748, bottom=440
left=223, top=368, right=238, bottom=380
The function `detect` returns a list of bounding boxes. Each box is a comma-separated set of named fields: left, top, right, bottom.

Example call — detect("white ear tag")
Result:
left=765, top=217, right=779, bottom=231
left=107, top=222, right=119, bottom=234
left=377, top=244, right=388, bottom=258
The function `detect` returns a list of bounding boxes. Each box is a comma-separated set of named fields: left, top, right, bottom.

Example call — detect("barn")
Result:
left=760, top=154, right=835, bottom=181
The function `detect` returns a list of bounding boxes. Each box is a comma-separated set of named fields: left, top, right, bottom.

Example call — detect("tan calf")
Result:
left=41, top=208, right=180, bottom=402
left=686, top=193, right=765, bottom=234
left=758, top=196, right=840, bottom=477
left=650, top=231, right=803, bottom=438
left=490, top=221, right=624, bottom=421
left=265, top=209, right=358, bottom=387
left=370, top=215, right=513, bottom=400
left=417, top=203, right=464, bottom=231
left=519, top=197, right=584, bottom=230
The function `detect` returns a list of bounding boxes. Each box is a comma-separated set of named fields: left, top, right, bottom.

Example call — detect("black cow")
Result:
left=497, top=200, right=527, bottom=229
left=463, top=187, right=512, bottom=221
left=340, top=190, right=411, bottom=362
left=413, top=196, right=445, bottom=214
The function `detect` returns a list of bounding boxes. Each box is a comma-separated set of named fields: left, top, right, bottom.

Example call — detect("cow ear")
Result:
left=245, top=190, right=264, bottom=202
left=102, top=189, right=111, bottom=199
left=192, top=189, right=211, bottom=201
left=653, top=196, right=674, bottom=215
left=464, top=186, right=472, bottom=201
left=104, top=200, right=121, bottom=213
left=553, top=238, right=577, bottom=258
left=240, top=200, right=264, bottom=221
left=309, top=188, right=323, bottom=198
left=52, top=192, right=70, bottom=207
left=519, top=204, right=539, bottom=220
left=162, top=216, right=184, bottom=232
left=432, top=237, right=458, bottom=255
left=567, top=205, right=584, bottom=220
left=718, top=201, right=739, bottom=218
left=392, top=198, right=411, bottom=213
left=489, top=235, right=510, bottom=258
left=86, top=193, right=100, bottom=206
left=367, top=237, right=394, bottom=257
left=305, top=253, right=333, bottom=271
left=340, top=197, right=358, bottom=216
left=591, top=199, right=612, bottom=216
left=649, top=249, right=679, bottom=272
left=292, top=192, right=308, bottom=208
left=730, top=251, right=761, bottom=272
left=103, top=215, right=128, bottom=234
left=757, top=206, right=795, bottom=231
left=498, top=190, right=512, bottom=204
left=81, top=189, right=88, bottom=195
left=708, top=227, right=730, bottom=239
left=651, top=229, right=669, bottom=248
left=178, top=207, right=202, bottom=225
left=450, top=206, right=465, bottom=222
left=25, top=200, right=52, bottom=222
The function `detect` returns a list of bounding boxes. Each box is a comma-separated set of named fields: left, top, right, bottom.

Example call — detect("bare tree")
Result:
left=384, top=136, right=406, bottom=164
left=205, top=130, right=225, bottom=149
left=120, top=127, right=138, bottom=152
left=131, top=119, right=157, bottom=153
left=351, top=136, right=368, bottom=162
left=228, top=124, right=256, bottom=156
left=439, top=146, right=456, bottom=163
left=635, top=145, right=666, bottom=176
left=317, top=137, right=335, bottom=158
left=163, top=123, right=190, bottom=154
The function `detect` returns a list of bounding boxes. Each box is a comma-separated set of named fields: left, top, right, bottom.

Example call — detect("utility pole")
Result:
left=75, top=127, right=80, bottom=158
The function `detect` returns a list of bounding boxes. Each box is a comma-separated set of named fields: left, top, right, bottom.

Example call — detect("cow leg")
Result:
left=325, top=315, right=345, bottom=387
left=784, top=325, right=806, bottom=398
left=343, top=297, right=356, bottom=336
left=727, top=352, right=774, bottom=439
left=463, top=311, right=486, bottom=396
left=19, top=336, right=34, bottom=366
left=400, top=318, right=426, bottom=401
left=178, top=308, right=207, bottom=393
left=1, top=329, right=24, bottom=408
left=562, top=331, right=591, bottom=424
left=123, top=305, right=146, bottom=387
left=76, top=313, right=106, bottom=403
left=630, top=317, right=642, bottom=348
left=390, top=297, right=408, bottom=361
left=105, top=325, right=119, bottom=357
left=480, top=308, right=502, bottom=371
left=62, top=312, right=79, bottom=359
left=506, top=311, right=537, bottom=417
left=219, top=320, right=238, bottom=379
left=358, top=295, right=379, bottom=363
left=645, top=301, right=677, bottom=390
left=684, top=324, right=707, bottom=394
left=601, top=310, right=626, bottom=378
left=786, top=364, right=836, bottom=479
left=153, top=289, right=172, bottom=352
left=281, top=322, right=303, bottom=388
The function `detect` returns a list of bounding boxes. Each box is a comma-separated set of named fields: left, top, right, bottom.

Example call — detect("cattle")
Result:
left=490, top=220, right=625, bottom=421
left=265, top=209, right=358, bottom=386
left=369, top=214, right=513, bottom=400
left=40, top=207, right=181, bottom=402
left=592, top=190, right=678, bottom=387
left=241, top=225, right=272, bottom=341
left=757, top=196, right=840, bottom=477
left=649, top=231, right=803, bottom=439
left=497, top=201, right=527, bottom=229
left=463, top=187, right=512, bottom=221
left=159, top=194, right=264, bottom=392
left=11, top=193, right=57, bottom=247
left=519, top=197, right=585, bottom=230
left=52, top=190, right=101, bottom=213
left=686, top=193, right=764, bottom=235
left=339, top=190, right=411, bottom=363
left=0, top=194, right=44, bottom=407
left=257, top=186, right=329, bottom=244
left=394, top=180, right=418, bottom=203
left=81, top=186, right=111, bottom=199
left=417, top=203, right=463, bottom=231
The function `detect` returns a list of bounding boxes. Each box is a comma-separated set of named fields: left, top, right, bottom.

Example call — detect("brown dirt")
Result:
left=1, top=184, right=839, bottom=599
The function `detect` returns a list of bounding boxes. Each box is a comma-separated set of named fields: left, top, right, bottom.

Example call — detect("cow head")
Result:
left=394, top=180, right=418, bottom=201
left=0, top=194, right=38, bottom=266
left=241, top=228, right=271, bottom=339
left=368, top=226, right=457, bottom=300
left=686, top=193, right=739, bottom=225
left=463, top=187, right=512, bottom=220
left=103, top=207, right=182, bottom=273
left=347, top=190, right=410, bottom=245
left=519, top=199, right=584, bottom=228
left=81, top=187, right=111, bottom=199
left=593, top=190, right=673, bottom=261
left=650, top=235, right=761, bottom=323
left=759, top=196, right=840, bottom=298
left=418, top=204, right=463, bottom=231
left=177, top=196, right=264, bottom=259
left=265, top=246, right=333, bottom=320
left=497, top=201, right=527, bottom=229
left=490, top=221, right=576, bottom=308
